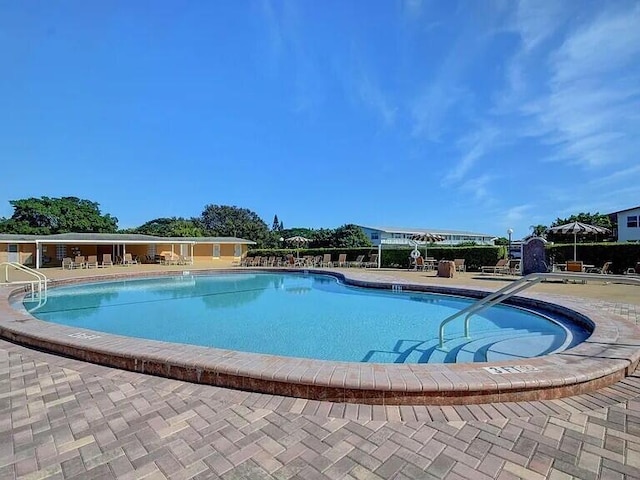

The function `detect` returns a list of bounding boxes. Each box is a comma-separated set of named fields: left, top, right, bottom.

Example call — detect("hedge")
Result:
left=546, top=243, right=640, bottom=274
left=248, top=243, right=640, bottom=273
left=248, top=246, right=505, bottom=271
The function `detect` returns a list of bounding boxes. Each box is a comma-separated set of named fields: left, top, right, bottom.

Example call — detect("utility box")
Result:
left=522, top=237, right=548, bottom=275
left=437, top=260, right=455, bottom=278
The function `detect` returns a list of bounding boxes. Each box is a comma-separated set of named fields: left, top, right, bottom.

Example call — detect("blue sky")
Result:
left=1, top=1, right=639, bottom=239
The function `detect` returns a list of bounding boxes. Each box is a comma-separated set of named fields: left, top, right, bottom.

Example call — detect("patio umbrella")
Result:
left=410, top=232, right=446, bottom=259
left=545, top=222, right=610, bottom=261
left=285, top=235, right=310, bottom=258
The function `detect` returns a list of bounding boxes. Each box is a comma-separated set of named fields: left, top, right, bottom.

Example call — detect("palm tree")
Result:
left=529, top=224, right=547, bottom=237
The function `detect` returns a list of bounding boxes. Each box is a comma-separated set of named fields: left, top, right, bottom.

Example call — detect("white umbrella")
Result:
left=285, top=236, right=310, bottom=258
left=410, top=232, right=446, bottom=259
left=546, top=222, right=610, bottom=261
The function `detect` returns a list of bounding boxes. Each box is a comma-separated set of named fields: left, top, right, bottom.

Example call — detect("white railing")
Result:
left=1, top=262, right=49, bottom=300
left=438, top=272, right=640, bottom=349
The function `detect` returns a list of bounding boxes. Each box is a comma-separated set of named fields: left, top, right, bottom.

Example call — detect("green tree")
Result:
left=311, top=228, right=334, bottom=248
left=333, top=224, right=372, bottom=248
left=494, top=237, right=509, bottom=246
left=271, top=214, right=281, bottom=231
left=0, top=196, right=118, bottom=234
left=126, top=217, right=203, bottom=237
left=529, top=224, right=548, bottom=237
left=200, top=204, right=270, bottom=246
left=549, top=212, right=613, bottom=243
left=551, top=212, right=611, bottom=229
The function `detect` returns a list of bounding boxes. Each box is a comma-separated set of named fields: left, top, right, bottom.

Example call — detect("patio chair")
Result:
left=61, top=257, right=73, bottom=270
left=321, top=254, right=333, bottom=267
left=85, top=255, right=98, bottom=268
left=414, top=256, right=427, bottom=271
left=480, top=258, right=509, bottom=274
left=454, top=258, right=466, bottom=272
left=99, top=253, right=113, bottom=268
left=72, top=256, right=86, bottom=269
left=337, top=253, right=348, bottom=267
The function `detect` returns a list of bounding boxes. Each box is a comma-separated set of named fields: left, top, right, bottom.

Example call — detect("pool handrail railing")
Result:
left=438, top=272, right=640, bottom=349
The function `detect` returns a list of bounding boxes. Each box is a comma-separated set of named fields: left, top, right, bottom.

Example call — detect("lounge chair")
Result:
left=337, top=253, right=348, bottom=267
left=85, top=255, right=98, bottom=268
left=586, top=261, right=612, bottom=274
left=480, top=258, right=510, bottom=274
left=349, top=254, right=365, bottom=267
left=99, top=254, right=113, bottom=268
left=123, top=253, right=138, bottom=266
left=626, top=262, right=640, bottom=275
left=61, top=257, right=73, bottom=270
left=454, top=258, right=466, bottom=272
left=321, top=254, right=333, bottom=267
left=364, top=253, right=378, bottom=268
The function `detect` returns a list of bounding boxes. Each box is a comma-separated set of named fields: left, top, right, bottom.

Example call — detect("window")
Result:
left=147, top=244, right=156, bottom=256
left=213, top=244, right=220, bottom=258
left=56, top=244, right=66, bottom=260
left=234, top=244, right=242, bottom=257
left=371, top=233, right=379, bottom=240
left=627, top=216, right=638, bottom=228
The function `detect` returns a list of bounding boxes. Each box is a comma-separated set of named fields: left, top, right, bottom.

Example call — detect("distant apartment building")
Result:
left=357, top=226, right=496, bottom=247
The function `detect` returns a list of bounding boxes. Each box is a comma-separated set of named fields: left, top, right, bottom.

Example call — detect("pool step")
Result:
left=423, top=328, right=546, bottom=364
left=364, top=327, right=566, bottom=364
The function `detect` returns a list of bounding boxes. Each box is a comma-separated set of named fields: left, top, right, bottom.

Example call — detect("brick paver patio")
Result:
left=1, top=268, right=639, bottom=479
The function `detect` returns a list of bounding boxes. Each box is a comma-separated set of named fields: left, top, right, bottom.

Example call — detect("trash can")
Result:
left=437, top=260, right=455, bottom=278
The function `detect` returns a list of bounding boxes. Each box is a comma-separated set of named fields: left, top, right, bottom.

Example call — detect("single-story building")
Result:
left=0, top=233, right=256, bottom=269
left=357, top=225, right=496, bottom=247
left=607, top=206, right=640, bottom=242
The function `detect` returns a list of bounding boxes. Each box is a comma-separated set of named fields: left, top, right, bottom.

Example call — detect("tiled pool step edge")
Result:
left=1, top=269, right=639, bottom=406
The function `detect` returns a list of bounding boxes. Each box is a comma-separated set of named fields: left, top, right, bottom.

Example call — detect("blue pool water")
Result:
left=25, top=273, right=590, bottom=363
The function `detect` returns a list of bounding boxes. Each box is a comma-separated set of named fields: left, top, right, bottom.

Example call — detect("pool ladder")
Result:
left=437, top=272, right=640, bottom=349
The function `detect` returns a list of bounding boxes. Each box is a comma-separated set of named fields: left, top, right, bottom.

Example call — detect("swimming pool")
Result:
left=26, top=272, right=590, bottom=364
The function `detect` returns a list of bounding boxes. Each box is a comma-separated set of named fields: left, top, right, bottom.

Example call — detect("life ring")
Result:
left=410, top=249, right=421, bottom=259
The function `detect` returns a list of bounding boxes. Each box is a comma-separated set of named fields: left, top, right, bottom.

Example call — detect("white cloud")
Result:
left=504, top=204, right=533, bottom=225
left=401, top=0, right=425, bottom=19
left=513, top=0, right=568, bottom=52
left=551, top=4, right=640, bottom=84
left=458, top=173, right=496, bottom=203
left=523, top=5, right=640, bottom=168
left=443, top=125, right=500, bottom=184
left=354, top=74, right=397, bottom=126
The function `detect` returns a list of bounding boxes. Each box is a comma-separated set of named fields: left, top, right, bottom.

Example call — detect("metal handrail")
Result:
left=1, top=262, right=49, bottom=299
left=438, top=272, right=640, bottom=349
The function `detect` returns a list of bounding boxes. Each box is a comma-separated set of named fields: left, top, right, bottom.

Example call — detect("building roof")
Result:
left=0, top=233, right=256, bottom=244
left=357, top=225, right=496, bottom=238
left=608, top=205, right=640, bottom=215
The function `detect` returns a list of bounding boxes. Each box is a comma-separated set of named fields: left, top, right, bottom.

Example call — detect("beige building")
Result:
left=0, top=233, right=255, bottom=269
